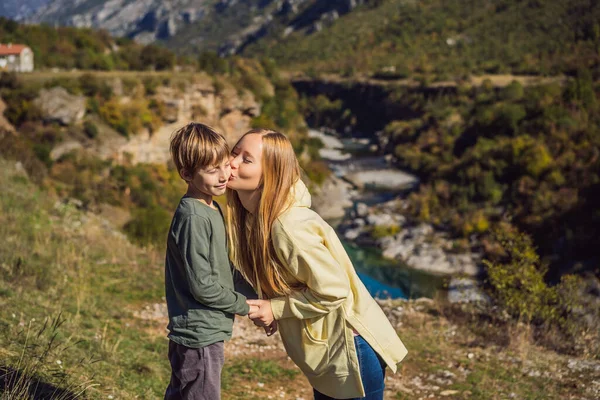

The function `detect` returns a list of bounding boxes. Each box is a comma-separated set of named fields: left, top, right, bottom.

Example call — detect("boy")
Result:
left=164, top=123, right=253, bottom=399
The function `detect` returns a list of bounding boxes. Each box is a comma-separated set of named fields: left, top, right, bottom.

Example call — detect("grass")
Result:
left=0, top=158, right=169, bottom=398
left=387, top=299, right=597, bottom=399
left=1, top=158, right=597, bottom=399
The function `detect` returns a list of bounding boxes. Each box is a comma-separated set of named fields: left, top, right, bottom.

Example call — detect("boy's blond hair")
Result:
left=170, top=123, right=229, bottom=179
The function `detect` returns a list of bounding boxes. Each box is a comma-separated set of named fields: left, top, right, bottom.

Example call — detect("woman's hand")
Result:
left=264, top=320, right=278, bottom=337
left=246, top=299, right=275, bottom=327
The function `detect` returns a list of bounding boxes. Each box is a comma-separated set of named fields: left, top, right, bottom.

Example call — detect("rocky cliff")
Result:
left=0, top=0, right=49, bottom=20
left=25, top=0, right=369, bottom=51
left=33, top=74, right=265, bottom=165
left=107, top=77, right=262, bottom=164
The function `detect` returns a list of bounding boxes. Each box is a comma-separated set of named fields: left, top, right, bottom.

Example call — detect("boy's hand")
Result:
left=248, top=304, right=259, bottom=315
left=246, top=299, right=274, bottom=327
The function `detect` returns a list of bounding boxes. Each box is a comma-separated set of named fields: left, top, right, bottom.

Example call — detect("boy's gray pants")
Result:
left=164, top=340, right=224, bottom=400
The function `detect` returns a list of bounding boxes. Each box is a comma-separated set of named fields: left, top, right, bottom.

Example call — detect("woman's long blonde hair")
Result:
left=226, top=129, right=301, bottom=298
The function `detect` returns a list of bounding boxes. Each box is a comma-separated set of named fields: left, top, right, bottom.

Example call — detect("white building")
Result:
left=0, top=43, right=34, bottom=72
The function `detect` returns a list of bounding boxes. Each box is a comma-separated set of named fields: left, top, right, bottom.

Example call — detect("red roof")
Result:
left=0, top=44, right=29, bottom=56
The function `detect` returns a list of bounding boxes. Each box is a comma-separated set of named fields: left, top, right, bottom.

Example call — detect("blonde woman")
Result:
left=226, top=129, right=407, bottom=400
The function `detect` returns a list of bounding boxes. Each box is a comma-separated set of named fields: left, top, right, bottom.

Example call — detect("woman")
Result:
left=226, top=129, right=407, bottom=399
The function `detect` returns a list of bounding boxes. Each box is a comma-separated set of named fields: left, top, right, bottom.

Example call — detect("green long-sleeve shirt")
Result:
left=165, top=196, right=250, bottom=348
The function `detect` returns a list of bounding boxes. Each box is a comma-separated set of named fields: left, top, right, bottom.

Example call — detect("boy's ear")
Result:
left=180, top=168, right=192, bottom=182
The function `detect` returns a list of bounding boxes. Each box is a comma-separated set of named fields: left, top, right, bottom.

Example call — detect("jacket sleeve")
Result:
left=178, top=215, right=250, bottom=315
left=269, top=220, right=350, bottom=320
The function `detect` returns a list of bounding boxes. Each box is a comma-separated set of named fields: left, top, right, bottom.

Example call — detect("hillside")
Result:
left=0, top=0, right=49, bottom=20
left=1, top=159, right=599, bottom=399
left=22, top=0, right=373, bottom=55
left=0, top=17, right=179, bottom=71
left=11, top=0, right=600, bottom=79
left=245, top=0, right=600, bottom=78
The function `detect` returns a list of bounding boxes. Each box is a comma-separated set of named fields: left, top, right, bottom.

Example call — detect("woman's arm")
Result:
left=268, top=219, right=351, bottom=321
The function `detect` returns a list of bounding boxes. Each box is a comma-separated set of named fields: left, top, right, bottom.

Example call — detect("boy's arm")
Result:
left=178, top=215, right=250, bottom=316
left=232, top=265, right=258, bottom=300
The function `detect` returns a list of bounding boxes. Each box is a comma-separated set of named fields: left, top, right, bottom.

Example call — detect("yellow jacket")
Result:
left=269, top=180, right=408, bottom=398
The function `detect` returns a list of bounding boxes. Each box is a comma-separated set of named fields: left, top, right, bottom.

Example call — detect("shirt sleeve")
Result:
left=177, top=215, right=250, bottom=315
left=232, top=264, right=258, bottom=300
left=269, top=220, right=350, bottom=320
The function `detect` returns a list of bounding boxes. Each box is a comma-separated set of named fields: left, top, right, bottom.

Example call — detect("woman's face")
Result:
left=228, top=133, right=263, bottom=192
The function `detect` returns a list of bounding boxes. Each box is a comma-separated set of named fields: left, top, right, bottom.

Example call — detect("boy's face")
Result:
left=183, top=158, right=231, bottom=201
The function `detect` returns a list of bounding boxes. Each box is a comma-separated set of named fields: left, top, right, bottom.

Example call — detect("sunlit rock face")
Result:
left=25, top=0, right=367, bottom=53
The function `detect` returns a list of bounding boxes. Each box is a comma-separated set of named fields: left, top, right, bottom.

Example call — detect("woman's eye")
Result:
left=243, top=158, right=252, bottom=163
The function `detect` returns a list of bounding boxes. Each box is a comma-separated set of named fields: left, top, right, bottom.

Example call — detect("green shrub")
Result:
left=124, top=206, right=171, bottom=247
left=83, top=120, right=99, bottom=139
left=79, top=73, right=113, bottom=100
left=502, top=80, right=524, bottom=101
left=484, top=225, right=559, bottom=323
left=198, top=51, right=230, bottom=75
left=371, top=224, right=401, bottom=239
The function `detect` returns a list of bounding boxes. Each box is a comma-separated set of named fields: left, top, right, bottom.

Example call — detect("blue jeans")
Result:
left=313, top=336, right=386, bottom=400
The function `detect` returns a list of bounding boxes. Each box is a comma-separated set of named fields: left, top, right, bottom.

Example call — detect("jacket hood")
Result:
left=290, top=179, right=311, bottom=209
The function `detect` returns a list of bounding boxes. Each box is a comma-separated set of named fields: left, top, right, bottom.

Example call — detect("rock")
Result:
left=446, top=254, right=481, bottom=277
left=345, top=169, right=419, bottom=191
left=377, top=223, right=481, bottom=276
left=356, top=202, right=369, bottom=218
left=94, top=77, right=258, bottom=165
left=344, top=228, right=361, bottom=240
left=34, top=87, right=86, bottom=126
left=440, top=390, right=460, bottom=396
left=447, top=277, right=490, bottom=304
left=311, top=174, right=353, bottom=221
left=0, top=96, right=15, bottom=134
left=240, top=90, right=261, bottom=117
left=366, top=212, right=403, bottom=227
left=50, top=141, right=83, bottom=161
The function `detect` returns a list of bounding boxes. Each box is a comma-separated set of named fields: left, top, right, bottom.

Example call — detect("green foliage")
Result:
left=0, top=74, right=43, bottom=127
left=83, top=120, right=99, bottom=139
left=244, top=0, right=600, bottom=78
left=301, top=160, right=330, bottom=186
left=502, top=81, right=525, bottom=101
left=300, top=94, right=352, bottom=130
left=565, top=67, right=598, bottom=111
left=1, top=314, right=94, bottom=399
left=377, top=79, right=600, bottom=270
left=79, top=73, right=113, bottom=100
left=370, top=224, right=401, bottom=239
left=0, top=17, right=183, bottom=71
left=140, top=44, right=176, bottom=71
left=97, top=98, right=161, bottom=137
left=124, top=206, right=172, bottom=247
left=251, top=78, right=306, bottom=134
left=483, top=224, right=589, bottom=333
left=198, top=51, right=230, bottom=75
left=0, top=159, right=171, bottom=397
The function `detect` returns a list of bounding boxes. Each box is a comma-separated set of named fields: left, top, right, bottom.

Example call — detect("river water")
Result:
left=311, top=130, right=447, bottom=300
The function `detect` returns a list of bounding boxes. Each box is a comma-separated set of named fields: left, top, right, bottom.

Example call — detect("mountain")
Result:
left=0, top=0, right=50, bottom=20
left=23, top=0, right=600, bottom=78
left=25, top=0, right=370, bottom=51
left=244, top=0, right=600, bottom=77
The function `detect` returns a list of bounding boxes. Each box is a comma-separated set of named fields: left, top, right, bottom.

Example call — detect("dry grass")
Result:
left=1, top=158, right=598, bottom=399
